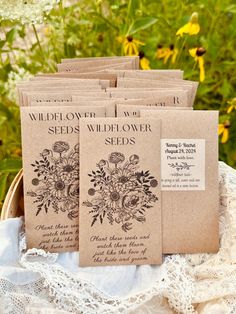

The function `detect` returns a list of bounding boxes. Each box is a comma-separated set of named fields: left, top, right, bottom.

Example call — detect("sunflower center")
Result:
left=63, top=165, right=74, bottom=172
left=138, top=51, right=145, bottom=59
left=110, top=191, right=120, bottom=201
left=55, top=180, right=65, bottom=191
left=196, top=47, right=206, bottom=57
left=126, top=35, right=133, bottom=42
left=119, top=175, right=129, bottom=184
left=131, top=196, right=139, bottom=206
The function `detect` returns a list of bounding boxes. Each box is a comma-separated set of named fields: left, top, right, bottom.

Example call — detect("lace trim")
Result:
left=0, top=162, right=236, bottom=314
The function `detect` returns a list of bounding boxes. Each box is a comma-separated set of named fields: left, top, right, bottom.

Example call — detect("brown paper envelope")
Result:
left=18, top=78, right=101, bottom=86
left=61, top=56, right=139, bottom=69
left=22, top=91, right=108, bottom=107
left=35, top=73, right=117, bottom=87
left=108, top=89, right=191, bottom=105
left=71, top=98, right=116, bottom=117
left=114, top=91, right=189, bottom=108
left=79, top=117, right=162, bottom=266
left=117, top=77, right=198, bottom=106
left=123, top=70, right=184, bottom=79
left=57, top=61, right=135, bottom=73
left=21, top=105, right=106, bottom=253
left=17, top=85, right=102, bottom=107
left=107, top=88, right=189, bottom=106
left=29, top=77, right=111, bottom=89
left=107, top=87, right=184, bottom=91
left=117, top=104, right=192, bottom=117
left=104, top=69, right=183, bottom=79
left=29, top=77, right=111, bottom=88
left=140, top=109, right=219, bottom=253
left=30, top=97, right=111, bottom=106
left=58, top=58, right=137, bottom=70
left=27, top=100, right=115, bottom=117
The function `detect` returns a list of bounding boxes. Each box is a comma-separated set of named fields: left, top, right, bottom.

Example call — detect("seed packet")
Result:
left=79, top=117, right=162, bottom=266
left=34, top=73, right=117, bottom=87
left=21, top=105, right=106, bottom=252
left=57, top=61, right=136, bottom=73
left=21, top=90, right=108, bottom=107
left=116, top=78, right=198, bottom=107
left=105, top=69, right=184, bottom=79
left=109, top=90, right=189, bottom=107
left=117, top=104, right=192, bottom=117
left=61, top=56, right=139, bottom=69
left=140, top=109, right=219, bottom=253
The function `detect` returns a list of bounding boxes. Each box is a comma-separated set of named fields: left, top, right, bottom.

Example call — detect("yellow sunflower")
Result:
left=156, top=44, right=178, bottom=64
left=227, top=98, right=236, bottom=113
left=218, top=120, right=230, bottom=144
left=156, top=44, right=166, bottom=59
left=117, top=35, right=145, bottom=56
left=139, top=51, right=151, bottom=70
left=176, top=12, right=200, bottom=37
left=189, top=47, right=206, bottom=82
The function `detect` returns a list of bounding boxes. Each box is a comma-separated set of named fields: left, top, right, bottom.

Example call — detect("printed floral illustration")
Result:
left=168, top=162, right=195, bottom=171
left=27, top=141, right=79, bottom=220
left=83, top=152, right=158, bottom=232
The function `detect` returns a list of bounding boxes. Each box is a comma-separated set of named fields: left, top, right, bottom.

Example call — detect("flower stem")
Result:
left=176, top=36, right=187, bottom=68
left=32, top=24, right=45, bottom=64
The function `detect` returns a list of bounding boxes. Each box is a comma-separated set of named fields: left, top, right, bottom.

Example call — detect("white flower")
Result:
left=0, top=0, right=60, bottom=24
left=4, top=66, right=32, bottom=102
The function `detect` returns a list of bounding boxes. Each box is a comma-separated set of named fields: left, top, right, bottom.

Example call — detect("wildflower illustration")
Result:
left=168, top=162, right=195, bottom=171
left=27, top=141, right=80, bottom=220
left=83, top=152, right=158, bottom=232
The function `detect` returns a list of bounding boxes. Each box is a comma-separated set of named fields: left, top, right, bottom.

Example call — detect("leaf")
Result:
left=0, top=40, right=6, bottom=49
left=6, top=28, right=17, bottom=46
left=122, top=222, right=132, bottom=232
left=82, top=201, right=93, bottom=207
left=127, top=17, right=158, bottom=35
left=0, top=115, right=7, bottom=128
left=127, top=0, right=140, bottom=18
left=219, top=79, right=232, bottom=98
left=36, top=208, right=42, bottom=216
left=0, top=173, right=8, bottom=201
left=68, top=210, right=79, bottom=220
left=91, top=214, right=99, bottom=227
left=0, top=103, right=13, bottom=120
left=0, top=159, right=22, bottom=173
left=225, top=4, right=236, bottom=13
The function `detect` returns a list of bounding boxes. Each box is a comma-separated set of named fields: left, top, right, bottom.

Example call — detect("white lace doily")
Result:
left=0, top=161, right=236, bottom=314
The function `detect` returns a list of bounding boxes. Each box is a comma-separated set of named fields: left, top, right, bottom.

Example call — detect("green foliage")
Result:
left=0, top=0, right=236, bottom=210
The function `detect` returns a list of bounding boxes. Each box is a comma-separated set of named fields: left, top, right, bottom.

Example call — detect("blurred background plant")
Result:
left=0, top=0, right=236, bottom=210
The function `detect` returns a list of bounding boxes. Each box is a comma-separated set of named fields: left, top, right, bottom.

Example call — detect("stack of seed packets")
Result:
left=18, top=56, right=219, bottom=267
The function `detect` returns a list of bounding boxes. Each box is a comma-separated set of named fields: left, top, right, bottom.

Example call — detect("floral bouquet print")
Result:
left=27, top=141, right=80, bottom=220
left=83, top=152, right=158, bottom=232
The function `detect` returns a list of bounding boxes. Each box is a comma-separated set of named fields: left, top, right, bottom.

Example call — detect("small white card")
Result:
left=161, top=139, right=205, bottom=191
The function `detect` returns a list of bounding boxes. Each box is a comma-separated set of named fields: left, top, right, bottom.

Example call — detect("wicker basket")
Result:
left=0, top=169, right=24, bottom=220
